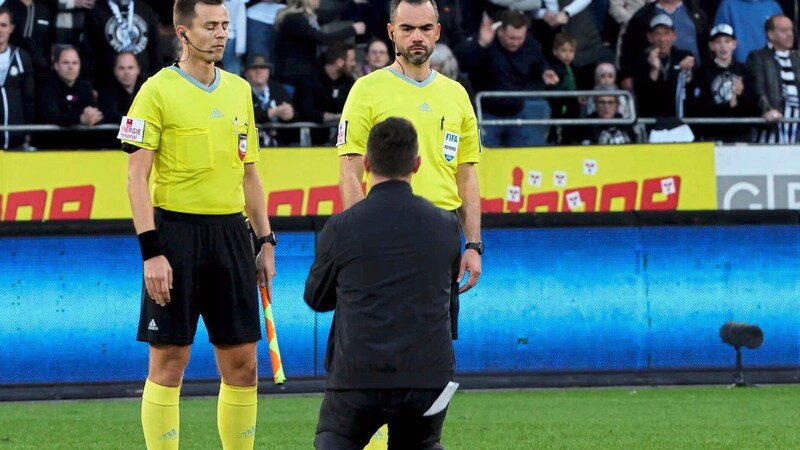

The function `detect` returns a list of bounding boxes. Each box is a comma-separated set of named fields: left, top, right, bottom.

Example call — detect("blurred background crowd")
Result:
left=2, top=0, right=800, bottom=149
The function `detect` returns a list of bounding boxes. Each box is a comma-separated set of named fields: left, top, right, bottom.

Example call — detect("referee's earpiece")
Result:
left=391, top=32, right=401, bottom=57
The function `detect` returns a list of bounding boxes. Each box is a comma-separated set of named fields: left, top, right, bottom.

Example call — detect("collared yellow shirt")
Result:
left=120, top=66, right=259, bottom=215
left=337, top=69, right=480, bottom=210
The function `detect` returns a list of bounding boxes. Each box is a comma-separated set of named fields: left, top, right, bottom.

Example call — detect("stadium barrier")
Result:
left=1, top=211, right=799, bottom=389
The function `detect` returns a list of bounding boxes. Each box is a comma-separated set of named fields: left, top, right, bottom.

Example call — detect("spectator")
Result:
left=533, top=0, right=615, bottom=87
left=296, top=41, right=356, bottom=145
left=7, top=0, right=54, bottom=81
left=585, top=62, right=632, bottom=117
left=357, top=37, right=389, bottom=77
left=43, top=0, right=93, bottom=47
left=456, top=10, right=558, bottom=147
left=547, top=32, right=580, bottom=143
left=243, top=53, right=296, bottom=146
left=713, top=0, right=783, bottom=63
left=619, top=0, right=707, bottom=90
left=38, top=45, right=102, bottom=148
left=98, top=51, right=141, bottom=125
left=340, top=0, right=389, bottom=44
left=435, top=0, right=466, bottom=48
left=0, top=7, right=34, bottom=149
left=746, top=15, right=800, bottom=143
left=633, top=14, right=696, bottom=118
left=688, top=24, right=751, bottom=142
left=221, top=0, right=247, bottom=75
left=609, top=0, right=655, bottom=61
left=83, top=0, right=161, bottom=87
left=578, top=86, right=637, bottom=144
left=273, top=0, right=364, bottom=85
left=431, top=42, right=475, bottom=104
left=246, top=0, right=285, bottom=64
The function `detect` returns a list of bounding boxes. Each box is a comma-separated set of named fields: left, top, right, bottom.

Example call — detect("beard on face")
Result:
left=400, top=45, right=432, bottom=65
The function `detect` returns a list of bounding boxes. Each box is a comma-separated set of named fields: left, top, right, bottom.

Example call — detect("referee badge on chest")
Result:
left=442, top=131, right=459, bottom=162
left=238, top=133, right=247, bottom=161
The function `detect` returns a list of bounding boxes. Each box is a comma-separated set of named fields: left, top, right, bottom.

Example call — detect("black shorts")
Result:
left=136, top=208, right=262, bottom=345
left=315, top=389, right=447, bottom=450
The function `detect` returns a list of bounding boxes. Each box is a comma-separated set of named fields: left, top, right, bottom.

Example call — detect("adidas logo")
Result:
left=158, top=428, right=178, bottom=441
left=210, top=108, right=224, bottom=118
left=237, top=425, right=256, bottom=439
left=148, top=319, right=158, bottom=331
left=418, top=102, right=432, bottom=112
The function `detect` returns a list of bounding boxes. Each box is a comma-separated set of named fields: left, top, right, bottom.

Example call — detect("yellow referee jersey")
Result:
left=119, top=66, right=259, bottom=215
left=337, top=68, right=480, bottom=210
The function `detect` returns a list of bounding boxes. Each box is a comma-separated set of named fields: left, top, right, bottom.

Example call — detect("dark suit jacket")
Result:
left=304, top=180, right=460, bottom=390
left=745, top=46, right=800, bottom=114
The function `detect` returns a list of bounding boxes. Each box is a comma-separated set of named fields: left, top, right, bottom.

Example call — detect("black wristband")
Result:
left=137, top=230, right=165, bottom=261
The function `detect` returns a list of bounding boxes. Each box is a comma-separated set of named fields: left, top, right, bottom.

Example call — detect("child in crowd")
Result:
left=548, top=33, right=581, bottom=143
left=687, top=24, right=751, bottom=142
left=585, top=62, right=631, bottom=118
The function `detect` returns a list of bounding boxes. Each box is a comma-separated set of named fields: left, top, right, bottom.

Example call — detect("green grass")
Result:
left=1, top=386, right=798, bottom=449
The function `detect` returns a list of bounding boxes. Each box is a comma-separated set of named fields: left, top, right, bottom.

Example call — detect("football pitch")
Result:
left=0, top=385, right=798, bottom=449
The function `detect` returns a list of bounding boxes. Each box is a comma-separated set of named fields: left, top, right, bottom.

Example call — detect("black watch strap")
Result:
left=465, top=241, right=484, bottom=255
left=258, top=232, right=278, bottom=247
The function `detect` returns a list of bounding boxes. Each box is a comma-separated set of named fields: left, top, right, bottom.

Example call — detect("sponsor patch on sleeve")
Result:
left=117, top=116, right=145, bottom=143
left=336, top=121, right=347, bottom=146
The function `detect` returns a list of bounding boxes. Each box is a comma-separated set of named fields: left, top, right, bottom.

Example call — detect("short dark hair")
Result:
left=0, top=7, right=13, bottom=24
left=553, top=32, right=577, bottom=50
left=765, top=15, right=782, bottom=33
left=325, top=42, right=354, bottom=65
left=53, top=45, right=78, bottom=63
left=174, top=0, right=224, bottom=28
left=390, top=0, right=439, bottom=23
left=115, top=51, right=139, bottom=67
left=367, top=117, right=419, bottom=178
left=498, top=9, right=530, bottom=30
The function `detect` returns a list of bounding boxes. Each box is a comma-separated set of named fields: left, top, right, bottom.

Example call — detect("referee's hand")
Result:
left=458, top=249, right=482, bottom=293
left=144, top=256, right=173, bottom=307
left=257, top=244, right=276, bottom=302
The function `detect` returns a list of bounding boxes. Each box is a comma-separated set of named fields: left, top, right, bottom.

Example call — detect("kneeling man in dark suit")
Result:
left=304, top=117, right=462, bottom=450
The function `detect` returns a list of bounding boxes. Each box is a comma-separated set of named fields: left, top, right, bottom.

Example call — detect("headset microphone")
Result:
left=181, top=31, right=214, bottom=53
left=391, top=32, right=401, bottom=57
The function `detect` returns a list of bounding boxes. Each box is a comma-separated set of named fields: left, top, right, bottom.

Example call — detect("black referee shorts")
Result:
left=136, top=208, right=262, bottom=346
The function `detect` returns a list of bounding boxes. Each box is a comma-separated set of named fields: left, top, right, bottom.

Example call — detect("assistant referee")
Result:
left=119, top=1, right=275, bottom=449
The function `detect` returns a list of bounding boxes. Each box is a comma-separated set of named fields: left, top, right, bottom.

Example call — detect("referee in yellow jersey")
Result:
left=338, top=0, right=482, bottom=341
left=119, top=1, right=275, bottom=449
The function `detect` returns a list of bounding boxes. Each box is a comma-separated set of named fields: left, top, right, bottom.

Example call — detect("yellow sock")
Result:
left=141, top=379, right=180, bottom=450
left=364, top=424, right=389, bottom=449
left=217, top=382, right=258, bottom=450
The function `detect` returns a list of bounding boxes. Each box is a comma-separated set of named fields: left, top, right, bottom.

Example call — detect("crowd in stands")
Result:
left=2, top=0, right=800, bottom=149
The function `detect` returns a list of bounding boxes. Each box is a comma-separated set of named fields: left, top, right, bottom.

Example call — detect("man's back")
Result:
left=305, top=180, right=461, bottom=390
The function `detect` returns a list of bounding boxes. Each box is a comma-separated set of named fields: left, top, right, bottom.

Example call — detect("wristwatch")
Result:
left=465, top=241, right=484, bottom=255
left=258, top=232, right=278, bottom=247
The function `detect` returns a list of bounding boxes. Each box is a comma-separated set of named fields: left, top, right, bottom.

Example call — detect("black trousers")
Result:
left=315, top=389, right=448, bottom=450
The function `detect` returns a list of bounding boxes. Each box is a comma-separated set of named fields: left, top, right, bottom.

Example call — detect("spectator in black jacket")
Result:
left=0, top=7, right=35, bottom=149
left=243, top=53, right=296, bottom=146
left=456, top=10, right=558, bottom=147
left=619, top=0, right=707, bottom=90
left=38, top=45, right=103, bottom=149
left=99, top=51, right=141, bottom=125
left=273, top=0, right=364, bottom=85
left=633, top=14, right=696, bottom=118
left=7, top=0, right=54, bottom=82
left=296, top=41, right=355, bottom=145
left=687, top=23, right=751, bottom=142
left=578, top=87, right=637, bottom=144
left=305, top=117, right=460, bottom=450
left=83, top=0, right=161, bottom=88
